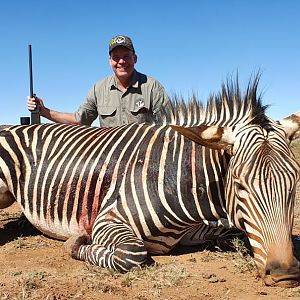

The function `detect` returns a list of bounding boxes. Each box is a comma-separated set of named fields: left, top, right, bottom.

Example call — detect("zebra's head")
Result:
left=168, top=76, right=300, bottom=287
left=226, top=116, right=300, bottom=287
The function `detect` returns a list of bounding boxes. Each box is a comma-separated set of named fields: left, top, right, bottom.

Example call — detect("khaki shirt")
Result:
left=74, top=70, right=170, bottom=127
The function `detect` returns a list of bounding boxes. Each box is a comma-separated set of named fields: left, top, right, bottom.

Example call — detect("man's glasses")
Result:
left=111, top=55, right=134, bottom=62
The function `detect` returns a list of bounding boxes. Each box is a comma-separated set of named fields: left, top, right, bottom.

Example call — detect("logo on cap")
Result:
left=115, top=36, right=126, bottom=44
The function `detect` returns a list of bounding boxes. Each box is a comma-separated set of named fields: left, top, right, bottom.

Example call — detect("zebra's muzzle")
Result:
left=263, top=257, right=300, bottom=287
left=264, top=275, right=300, bottom=288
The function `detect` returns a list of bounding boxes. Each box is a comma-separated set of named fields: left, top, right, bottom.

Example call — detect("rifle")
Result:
left=28, top=44, right=41, bottom=124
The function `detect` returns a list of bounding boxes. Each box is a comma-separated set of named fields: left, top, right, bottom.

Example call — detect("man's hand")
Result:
left=27, top=95, right=45, bottom=111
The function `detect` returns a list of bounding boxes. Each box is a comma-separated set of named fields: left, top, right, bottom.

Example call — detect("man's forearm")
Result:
left=42, top=108, right=80, bottom=125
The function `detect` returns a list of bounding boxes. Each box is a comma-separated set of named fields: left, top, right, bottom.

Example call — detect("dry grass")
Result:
left=81, top=261, right=189, bottom=299
left=231, top=238, right=256, bottom=273
left=1, top=271, right=49, bottom=300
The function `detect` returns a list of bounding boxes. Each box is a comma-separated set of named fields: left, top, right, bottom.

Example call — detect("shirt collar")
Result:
left=110, top=70, right=139, bottom=90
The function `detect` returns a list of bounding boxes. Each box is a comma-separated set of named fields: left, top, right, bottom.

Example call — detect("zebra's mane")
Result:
left=0, top=125, right=12, bottom=131
left=158, top=74, right=270, bottom=127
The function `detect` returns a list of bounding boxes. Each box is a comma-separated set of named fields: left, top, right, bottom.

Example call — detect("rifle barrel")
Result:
left=28, top=44, right=41, bottom=124
left=29, top=45, right=34, bottom=98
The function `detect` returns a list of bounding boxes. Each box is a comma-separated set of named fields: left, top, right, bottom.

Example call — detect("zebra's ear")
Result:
left=279, top=112, right=300, bottom=141
left=170, top=125, right=235, bottom=154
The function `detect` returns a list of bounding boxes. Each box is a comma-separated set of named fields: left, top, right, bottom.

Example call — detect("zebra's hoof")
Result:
left=142, top=255, right=155, bottom=267
left=64, top=234, right=91, bottom=257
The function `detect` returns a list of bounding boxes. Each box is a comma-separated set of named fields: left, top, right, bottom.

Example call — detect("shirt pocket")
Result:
left=98, top=106, right=117, bottom=127
left=128, top=98, right=153, bottom=123
left=98, top=106, right=116, bottom=116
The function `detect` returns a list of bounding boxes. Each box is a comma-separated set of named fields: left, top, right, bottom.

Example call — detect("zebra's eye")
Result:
left=235, top=182, right=249, bottom=200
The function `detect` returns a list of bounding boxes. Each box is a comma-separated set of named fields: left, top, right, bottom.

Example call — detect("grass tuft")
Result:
left=231, top=238, right=256, bottom=273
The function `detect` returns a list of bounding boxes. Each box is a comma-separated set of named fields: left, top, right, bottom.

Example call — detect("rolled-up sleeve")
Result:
left=151, top=81, right=172, bottom=121
left=75, top=85, right=98, bottom=126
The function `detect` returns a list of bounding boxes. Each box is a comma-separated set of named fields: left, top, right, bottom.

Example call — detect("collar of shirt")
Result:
left=110, top=70, right=139, bottom=91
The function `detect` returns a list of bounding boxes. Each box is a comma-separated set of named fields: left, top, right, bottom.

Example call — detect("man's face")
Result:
left=109, top=47, right=137, bottom=81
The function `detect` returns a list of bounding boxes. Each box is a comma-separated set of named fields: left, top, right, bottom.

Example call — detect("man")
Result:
left=27, top=35, right=171, bottom=127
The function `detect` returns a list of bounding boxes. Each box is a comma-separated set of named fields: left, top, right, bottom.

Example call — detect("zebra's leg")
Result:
left=70, top=222, right=151, bottom=272
left=180, top=222, right=243, bottom=251
left=64, top=234, right=92, bottom=256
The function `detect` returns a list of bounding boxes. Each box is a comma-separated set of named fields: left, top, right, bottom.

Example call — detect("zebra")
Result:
left=0, top=76, right=300, bottom=287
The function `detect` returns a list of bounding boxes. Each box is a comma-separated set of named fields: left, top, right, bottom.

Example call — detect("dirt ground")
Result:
left=1, top=141, right=300, bottom=300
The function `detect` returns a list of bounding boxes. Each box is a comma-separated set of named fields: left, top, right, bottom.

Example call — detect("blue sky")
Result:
left=1, top=1, right=299, bottom=125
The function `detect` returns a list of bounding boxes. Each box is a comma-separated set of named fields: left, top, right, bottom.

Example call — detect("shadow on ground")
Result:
left=0, top=215, right=41, bottom=246
left=293, top=235, right=300, bottom=261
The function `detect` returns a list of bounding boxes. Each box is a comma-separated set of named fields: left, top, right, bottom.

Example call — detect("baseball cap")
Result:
left=109, top=35, right=135, bottom=54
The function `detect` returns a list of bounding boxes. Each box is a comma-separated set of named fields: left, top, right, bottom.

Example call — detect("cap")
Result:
left=109, top=35, right=135, bottom=54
